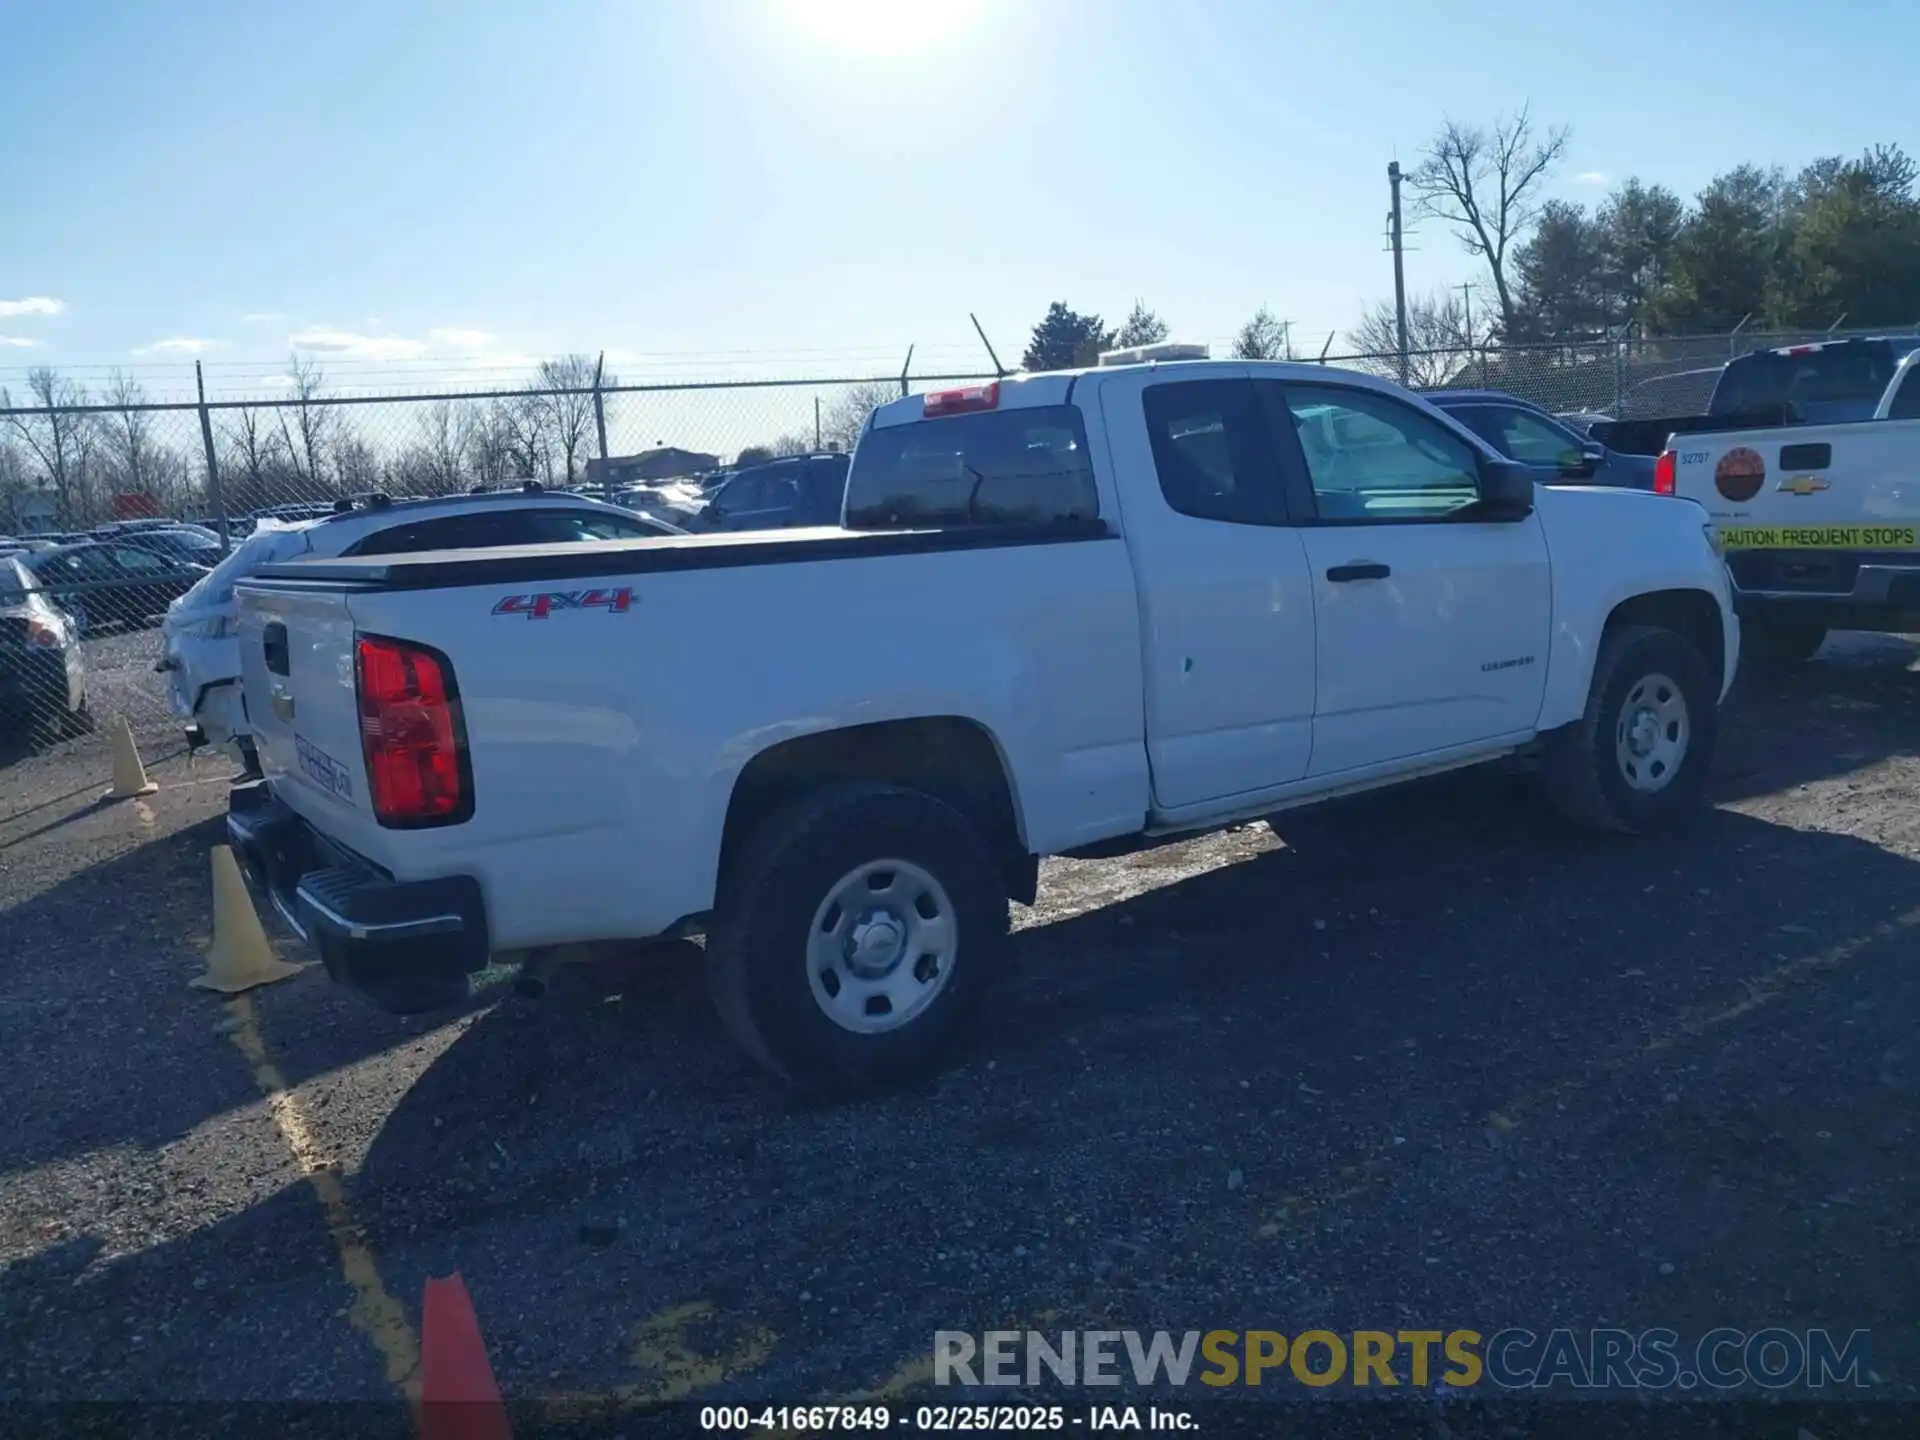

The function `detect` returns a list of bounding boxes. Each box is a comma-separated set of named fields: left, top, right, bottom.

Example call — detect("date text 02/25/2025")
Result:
left=698, top=1403, right=1197, bottom=1432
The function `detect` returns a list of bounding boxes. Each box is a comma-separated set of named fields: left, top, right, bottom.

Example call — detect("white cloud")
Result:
left=427, top=327, right=496, bottom=350
left=134, top=336, right=218, bottom=356
left=287, top=327, right=430, bottom=360
left=0, top=296, right=62, bottom=318
left=240, top=311, right=284, bottom=324
left=0, top=335, right=39, bottom=348
left=1574, top=170, right=1610, bottom=186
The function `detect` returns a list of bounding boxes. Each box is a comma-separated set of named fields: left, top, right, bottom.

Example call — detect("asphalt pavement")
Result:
left=2, top=636, right=1916, bottom=1436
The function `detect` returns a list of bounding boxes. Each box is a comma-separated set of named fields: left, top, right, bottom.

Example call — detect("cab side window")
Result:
left=1141, top=379, right=1287, bottom=526
left=1269, top=385, right=1482, bottom=523
left=1490, top=408, right=1582, bottom=466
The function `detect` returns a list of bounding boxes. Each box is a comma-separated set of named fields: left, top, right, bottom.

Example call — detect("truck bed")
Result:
left=250, top=519, right=1114, bottom=590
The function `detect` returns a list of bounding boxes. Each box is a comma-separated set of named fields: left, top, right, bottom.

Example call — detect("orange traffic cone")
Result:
left=421, top=1273, right=513, bottom=1440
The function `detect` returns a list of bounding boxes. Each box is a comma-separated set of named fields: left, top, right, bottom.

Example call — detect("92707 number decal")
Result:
left=491, top=587, right=635, bottom=619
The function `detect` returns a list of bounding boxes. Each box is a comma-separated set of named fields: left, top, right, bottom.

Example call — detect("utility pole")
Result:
left=814, top=395, right=823, bottom=450
left=1388, top=161, right=1410, bottom=386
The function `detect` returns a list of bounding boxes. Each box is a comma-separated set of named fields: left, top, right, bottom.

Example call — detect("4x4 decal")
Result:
left=491, top=587, right=635, bottom=619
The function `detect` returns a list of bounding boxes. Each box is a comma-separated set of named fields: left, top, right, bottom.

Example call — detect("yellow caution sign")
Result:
left=1718, top=525, right=1918, bottom=550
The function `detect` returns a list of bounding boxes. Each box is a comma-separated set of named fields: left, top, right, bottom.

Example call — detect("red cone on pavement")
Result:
left=421, top=1272, right=513, bottom=1440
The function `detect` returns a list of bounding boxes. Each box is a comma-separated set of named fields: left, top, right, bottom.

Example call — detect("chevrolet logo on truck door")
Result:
left=1777, top=475, right=1830, bottom=495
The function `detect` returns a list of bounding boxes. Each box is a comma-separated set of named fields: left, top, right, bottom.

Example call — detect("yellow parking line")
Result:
left=1490, top=904, right=1920, bottom=1132
left=1257, top=907, right=1920, bottom=1236
left=223, top=995, right=423, bottom=1411
left=540, top=1300, right=777, bottom=1422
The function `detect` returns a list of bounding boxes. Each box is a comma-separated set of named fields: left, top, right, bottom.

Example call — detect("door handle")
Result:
left=1326, top=562, right=1391, bottom=583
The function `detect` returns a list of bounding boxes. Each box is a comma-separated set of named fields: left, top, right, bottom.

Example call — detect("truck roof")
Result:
left=871, top=359, right=1417, bottom=430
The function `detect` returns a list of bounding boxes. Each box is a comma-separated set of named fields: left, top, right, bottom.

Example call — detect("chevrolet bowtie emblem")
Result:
left=1778, top=475, right=1829, bottom=495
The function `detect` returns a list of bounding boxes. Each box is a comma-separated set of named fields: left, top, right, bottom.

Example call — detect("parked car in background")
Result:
left=247, top=502, right=340, bottom=528
left=1556, top=411, right=1614, bottom=436
left=1427, top=390, right=1657, bottom=489
left=22, top=541, right=209, bottom=634
left=161, top=483, right=685, bottom=772
left=683, top=452, right=851, bottom=532
left=0, top=555, right=91, bottom=744
left=119, top=526, right=228, bottom=567
left=1661, top=345, right=1920, bottom=668
left=1596, top=336, right=1920, bottom=458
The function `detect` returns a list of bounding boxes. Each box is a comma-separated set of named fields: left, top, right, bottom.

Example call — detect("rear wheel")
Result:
left=706, top=782, right=1009, bottom=1091
left=1540, top=624, right=1717, bottom=835
left=1742, top=620, right=1826, bottom=671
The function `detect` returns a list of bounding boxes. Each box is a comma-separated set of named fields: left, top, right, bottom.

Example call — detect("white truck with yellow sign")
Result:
left=1660, top=346, right=1920, bottom=667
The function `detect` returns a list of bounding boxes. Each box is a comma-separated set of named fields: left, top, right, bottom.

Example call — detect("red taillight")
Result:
left=923, top=381, right=999, bottom=418
left=1652, top=449, right=1677, bottom=496
left=355, top=635, right=468, bottom=826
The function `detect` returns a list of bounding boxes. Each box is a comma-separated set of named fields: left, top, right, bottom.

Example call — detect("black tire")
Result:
left=1540, top=624, right=1717, bottom=835
left=1742, top=620, right=1827, bottom=671
left=706, top=782, right=1010, bottom=1091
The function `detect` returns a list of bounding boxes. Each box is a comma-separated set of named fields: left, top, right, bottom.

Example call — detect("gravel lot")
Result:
left=2, top=636, right=1917, bottom=1434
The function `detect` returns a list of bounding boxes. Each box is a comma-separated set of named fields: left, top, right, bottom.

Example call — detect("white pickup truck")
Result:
left=227, top=360, right=1738, bottom=1089
left=1662, top=346, right=1920, bottom=666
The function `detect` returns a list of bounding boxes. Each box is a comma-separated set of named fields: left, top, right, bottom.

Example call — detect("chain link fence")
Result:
left=0, top=326, right=1909, bottom=788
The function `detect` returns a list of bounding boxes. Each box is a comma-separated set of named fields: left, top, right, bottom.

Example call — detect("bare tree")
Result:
left=0, top=436, right=30, bottom=529
left=1409, top=106, right=1572, bottom=338
left=532, top=354, right=602, bottom=483
left=276, top=353, right=337, bottom=495
left=1345, top=292, right=1476, bottom=388
left=333, top=434, right=381, bottom=492
left=467, top=404, right=517, bottom=486
left=1231, top=306, right=1294, bottom=359
left=1, top=368, right=96, bottom=525
left=767, top=432, right=815, bottom=458
left=406, top=400, right=477, bottom=494
left=495, top=396, right=552, bottom=481
left=104, top=370, right=161, bottom=498
left=222, top=405, right=294, bottom=514
left=820, top=381, right=899, bottom=452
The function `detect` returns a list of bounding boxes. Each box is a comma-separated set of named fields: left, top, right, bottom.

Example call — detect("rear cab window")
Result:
left=1710, top=341, right=1902, bottom=420
left=843, top=405, right=1099, bottom=529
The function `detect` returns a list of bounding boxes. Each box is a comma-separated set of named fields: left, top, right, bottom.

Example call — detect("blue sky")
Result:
left=1, top=0, right=1913, bottom=397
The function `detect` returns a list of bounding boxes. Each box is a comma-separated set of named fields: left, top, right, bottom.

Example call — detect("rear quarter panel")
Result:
left=338, top=538, right=1148, bottom=950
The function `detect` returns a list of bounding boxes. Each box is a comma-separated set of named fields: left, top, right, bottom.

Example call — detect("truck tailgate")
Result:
left=1673, top=425, right=1920, bottom=549
left=234, top=578, right=391, bottom=861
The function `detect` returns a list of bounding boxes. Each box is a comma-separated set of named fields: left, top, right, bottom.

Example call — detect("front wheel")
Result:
left=706, top=782, right=1010, bottom=1091
left=1540, top=624, right=1717, bottom=835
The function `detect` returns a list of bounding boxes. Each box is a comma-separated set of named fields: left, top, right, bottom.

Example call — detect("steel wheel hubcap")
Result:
left=807, top=859, right=958, bottom=1035
left=1614, top=671, right=1690, bottom=794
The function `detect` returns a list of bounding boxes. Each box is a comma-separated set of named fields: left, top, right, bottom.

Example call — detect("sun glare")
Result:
left=778, top=0, right=988, bottom=57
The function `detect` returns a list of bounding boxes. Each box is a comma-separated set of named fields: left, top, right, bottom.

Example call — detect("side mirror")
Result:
left=1476, top=459, right=1536, bottom=520
left=1558, top=448, right=1599, bottom=479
